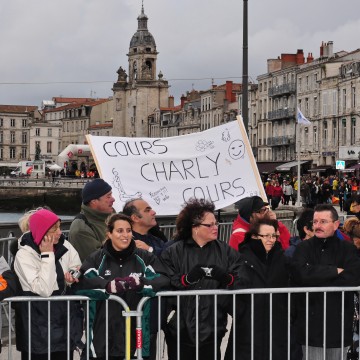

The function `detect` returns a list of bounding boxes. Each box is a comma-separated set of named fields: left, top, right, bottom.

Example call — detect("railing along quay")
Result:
left=0, top=177, right=90, bottom=188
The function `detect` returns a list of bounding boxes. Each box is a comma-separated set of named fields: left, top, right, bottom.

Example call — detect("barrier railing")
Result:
left=3, top=294, right=133, bottom=360
left=139, top=286, right=360, bottom=360
left=1, top=287, right=359, bottom=360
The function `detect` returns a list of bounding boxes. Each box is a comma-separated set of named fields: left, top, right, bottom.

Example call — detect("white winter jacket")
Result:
left=14, top=232, right=81, bottom=297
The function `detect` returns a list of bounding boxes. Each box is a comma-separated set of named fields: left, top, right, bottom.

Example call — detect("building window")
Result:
left=351, top=118, right=356, bottom=145
left=35, top=128, right=40, bottom=136
left=332, top=120, right=337, bottom=143
left=314, top=96, right=318, bottom=116
left=298, top=78, right=302, bottom=92
left=47, top=141, right=52, bottom=153
left=10, top=131, right=15, bottom=143
left=10, top=147, right=16, bottom=159
left=0, top=131, right=2, bottom=144
left=21, top=147, right=27, bottom=159
left=305, top=98, right=309, bottom=116
left=0, top=148, right=3, bottom=160
left=10, top=118, right=15, bottom=127
left=352, top=87, right=356, bottom=108
left=304, top=127, right=309, bottom=148
left=342, top=89, right=346, bottom=111
left=323, top=121, right=328, bottom=147
left=314, top=127, right=318, bottom=148
left=22, top=131, right=27, bottom=144
left=48, top=128, right=52, bottom=137
left=342, top=119, right=347, bottom=145
left=0, top=118, right=3, bottom=127
left=22, top=119, right=27, bottom=127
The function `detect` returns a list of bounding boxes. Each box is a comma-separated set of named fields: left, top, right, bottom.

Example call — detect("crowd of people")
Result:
left=264, top=172, right=360, bottom=213
left=1, top=177, right=360, bottom=359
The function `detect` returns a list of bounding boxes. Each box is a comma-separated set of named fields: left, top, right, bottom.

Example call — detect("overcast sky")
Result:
left=1, top=0, right=360, bottom=107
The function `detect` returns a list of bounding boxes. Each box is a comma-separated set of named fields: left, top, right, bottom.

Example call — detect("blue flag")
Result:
left=297, top=108, right=311, bottom=125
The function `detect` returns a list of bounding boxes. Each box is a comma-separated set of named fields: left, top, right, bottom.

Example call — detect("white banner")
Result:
left=86, top=117, right=265, bottom=215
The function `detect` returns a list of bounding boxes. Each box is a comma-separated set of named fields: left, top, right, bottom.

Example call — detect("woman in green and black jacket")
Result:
left=73, top=213, right=170, bottom=360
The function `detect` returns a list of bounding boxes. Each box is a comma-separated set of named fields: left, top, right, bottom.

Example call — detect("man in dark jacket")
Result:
left=123, top=198, right=166, bottom=256
left=69, top=178, right=115, bottom=261
left=122, top=198, right=166, bottom=360
left=291, top=204, right=360, bottom=359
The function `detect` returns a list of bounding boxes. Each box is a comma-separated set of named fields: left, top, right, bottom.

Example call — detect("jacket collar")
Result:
left=20, top=232, right=68, bottom=260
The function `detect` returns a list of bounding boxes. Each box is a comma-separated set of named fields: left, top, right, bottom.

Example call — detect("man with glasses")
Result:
left=292, top=204, right=360, bottom=359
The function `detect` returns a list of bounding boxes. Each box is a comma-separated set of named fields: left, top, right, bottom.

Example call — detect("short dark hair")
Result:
left=314, top=204, right=338, bottom=221
left=175, top=198, right=215, bottom=240
left=297, top=208, right=314, bottom=240
left=122, top=198, right=142, bottom=218
left=351, top=194, right=360, bottom=205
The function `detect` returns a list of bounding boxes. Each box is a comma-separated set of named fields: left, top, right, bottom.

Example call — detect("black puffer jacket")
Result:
left=291, top=235, right=360, bottom=347
left=74, top=240, right=170, bottom=358
left=225, top=240, right=290, bottom=360
left=160, top=238, right=247, bottom=345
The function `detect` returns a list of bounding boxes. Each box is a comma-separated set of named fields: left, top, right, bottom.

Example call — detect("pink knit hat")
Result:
left=29, top=209, right=60, bottom=245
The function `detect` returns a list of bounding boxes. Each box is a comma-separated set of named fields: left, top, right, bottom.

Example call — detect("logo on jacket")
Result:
left=201, top=267, right=213, bottom=277
left=105, top=270, right=111, bottom=276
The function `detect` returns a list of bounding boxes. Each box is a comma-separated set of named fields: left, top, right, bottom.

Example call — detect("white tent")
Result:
left=48, top=164, right=62, bottom=171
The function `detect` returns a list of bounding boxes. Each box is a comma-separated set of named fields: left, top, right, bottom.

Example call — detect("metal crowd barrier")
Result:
left=3, top=294, right=133, bottom=360
left=0, top=287, right=359, bottom=360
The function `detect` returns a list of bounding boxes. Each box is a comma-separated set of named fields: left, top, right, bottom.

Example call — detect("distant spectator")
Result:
left=285, top=208, right=314, bottom=258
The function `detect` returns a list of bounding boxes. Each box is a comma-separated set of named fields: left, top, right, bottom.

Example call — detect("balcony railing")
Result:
left=268, top=108, right=296, bottom=120
left=267, top=135, right=295, bottom=146
left=268, top=82, right=296, bottom=97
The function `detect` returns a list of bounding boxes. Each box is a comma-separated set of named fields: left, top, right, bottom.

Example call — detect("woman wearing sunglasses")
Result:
left=225, top=217, right=290, bottom=360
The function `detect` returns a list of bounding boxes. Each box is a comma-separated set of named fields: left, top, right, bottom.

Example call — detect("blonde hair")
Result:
left=18, top=207, right=44, bottom=233
left=343, top=217, right=360, bottom=239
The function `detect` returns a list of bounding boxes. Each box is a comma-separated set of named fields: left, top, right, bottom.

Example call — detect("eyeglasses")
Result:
left=311, top=220, right=336, bottom=225
left=198, top=222, right=219, bottom=228
left=257, top=234, right=279, bottom=240
left=254, top=207, right=269, bottom=215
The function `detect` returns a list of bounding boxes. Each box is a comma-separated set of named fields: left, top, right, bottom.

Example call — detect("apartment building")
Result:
left=250, top=41, right=360, bottom=173
left=149, top=82, right=240, bottom=138
left=0, top=105, right=38, bottom=166
left=43, top=98, right=113, bottom=150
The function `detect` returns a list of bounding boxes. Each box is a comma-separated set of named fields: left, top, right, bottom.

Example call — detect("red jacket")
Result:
left=272, top=186, right=283, bottom=198
left=229, top=215, right=290, bottom=250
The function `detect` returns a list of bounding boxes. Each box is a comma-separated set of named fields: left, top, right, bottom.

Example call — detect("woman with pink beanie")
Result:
left=14, top=208, right=82, bottom=360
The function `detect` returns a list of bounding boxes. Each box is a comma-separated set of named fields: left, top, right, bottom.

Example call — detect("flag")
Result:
left=297, top=108, right=311, bottom=125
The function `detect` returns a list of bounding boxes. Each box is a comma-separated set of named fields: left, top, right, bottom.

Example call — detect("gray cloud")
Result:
left=0, top=0, right=359, bottom=106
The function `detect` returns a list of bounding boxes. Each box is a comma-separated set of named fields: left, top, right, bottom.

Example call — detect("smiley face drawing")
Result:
left=228, top=139, right=245, bottom=160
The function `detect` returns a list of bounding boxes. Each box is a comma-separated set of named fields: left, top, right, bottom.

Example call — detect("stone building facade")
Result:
left=148, top=82, right=240, bottom=138
left=250, top=41, right=360, bottom=171
left=43, top=98, right=113, bottom=150
left=0, top=105, right=38, bottom=166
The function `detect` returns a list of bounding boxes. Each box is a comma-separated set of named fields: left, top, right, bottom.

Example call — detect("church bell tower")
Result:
left=112, top=3, right=169, bottom=137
